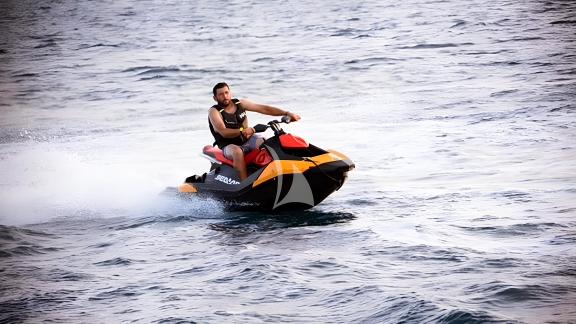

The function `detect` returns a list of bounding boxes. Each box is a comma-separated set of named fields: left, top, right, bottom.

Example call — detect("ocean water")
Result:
left=1, top=0, right=575, bottom=323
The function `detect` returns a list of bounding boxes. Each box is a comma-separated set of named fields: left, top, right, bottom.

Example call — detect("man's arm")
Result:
left=208, top=107, right=243, bottom=138
left=240, top=99, right=301, bottom=121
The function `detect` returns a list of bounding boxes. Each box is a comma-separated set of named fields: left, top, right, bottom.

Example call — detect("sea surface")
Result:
left=1, top=0, right=575, bottom=323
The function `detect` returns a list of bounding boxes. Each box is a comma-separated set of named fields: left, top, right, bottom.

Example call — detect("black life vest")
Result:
left=209, top=98, right=247, bottom=149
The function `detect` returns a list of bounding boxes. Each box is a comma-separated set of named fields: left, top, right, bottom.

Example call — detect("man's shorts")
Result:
left=223, top=134, right=264, bottom=160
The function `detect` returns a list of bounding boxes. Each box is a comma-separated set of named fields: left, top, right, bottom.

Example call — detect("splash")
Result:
left=0, top=148, right=212, bottom=226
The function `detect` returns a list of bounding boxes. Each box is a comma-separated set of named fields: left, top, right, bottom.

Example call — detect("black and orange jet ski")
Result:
left=177, top=117, right=355, bottom=211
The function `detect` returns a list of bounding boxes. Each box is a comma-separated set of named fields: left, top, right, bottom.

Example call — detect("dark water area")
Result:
left=1, top=0, right=576, bottom=323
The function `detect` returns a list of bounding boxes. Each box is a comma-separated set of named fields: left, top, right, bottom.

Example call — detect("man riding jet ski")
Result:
left=207, top=82, right=301, bottom=181
left=177, top=83, right=354, bottom=211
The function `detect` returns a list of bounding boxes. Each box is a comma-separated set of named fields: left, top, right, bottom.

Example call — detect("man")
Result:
left=208, top=82, right=301, bottom=180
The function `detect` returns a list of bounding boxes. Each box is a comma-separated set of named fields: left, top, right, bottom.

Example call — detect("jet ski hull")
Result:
left=177, top=119, right=354, bottom=211
left=179, top=152, right=353, bottom=211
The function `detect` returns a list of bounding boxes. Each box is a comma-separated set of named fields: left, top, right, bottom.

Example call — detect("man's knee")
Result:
left=229, top=146, right=244, bottom=160
left=224, top=145, right=242, bottom=160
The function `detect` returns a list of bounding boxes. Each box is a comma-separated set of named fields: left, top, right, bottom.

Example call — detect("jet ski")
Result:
left=177, top=116, right=355, bottom=211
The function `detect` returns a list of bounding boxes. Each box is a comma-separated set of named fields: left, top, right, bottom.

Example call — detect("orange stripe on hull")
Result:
left=178, top=183, right=198, bottom=193
left=253, top=151, right=351, bottom=188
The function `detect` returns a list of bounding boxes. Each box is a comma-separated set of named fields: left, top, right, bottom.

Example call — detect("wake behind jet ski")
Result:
left=178, top=117, right=354, bottom=211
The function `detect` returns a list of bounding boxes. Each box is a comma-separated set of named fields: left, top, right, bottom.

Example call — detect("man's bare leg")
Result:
left=229, top=145, right=248, bottom=180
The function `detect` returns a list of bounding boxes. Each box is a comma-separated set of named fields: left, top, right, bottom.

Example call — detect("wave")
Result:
left=495, top=37, right=545, bottom=43
left=490, top=89, right=520, bottom=97
left=549, top=233, right=576, bottom=245
left=120, top=65, right=232, bottom=82
left=138, top=75, right=168, bottom=81
left=12, top=72, right=40, bottom=78
left=466, top=281, right=572, bottom=307
left=34, top=41, right=59, bottom=49
left=466, top=108, right=532, bottom=124
left=121, top=65, right=229, bottom=75
left=315, top=290, right=512, bottom=323
left=363, top=244, right=470, bottom=264
left=0, top=289, right=79, bottom=323
left=209, top=210, right=356, bottom=233
left=252, top=56, right=275, bottom=63
left=0, top=225, right=55, bottom=241
left=94, top=257, right=135, bottom=266
left=450, top=20, right=467, bottom=28
left=0, top=225, right=59, bottom=258
left=77, top=43, right=122, bottom=50
left=345, top=56, right=403, bottom=66
left=88, top=286, right=144, bottom=301
left=550, top=20, right=576, bottom=25
left=45, top=268, right=93, bottom=282
left=434, top=309, right=514, bottom=323
left=399, top=43, right=474, bottom=50
left=457, top=222, right=566, bottom=237
left=136, top=67, right=182, bottom=76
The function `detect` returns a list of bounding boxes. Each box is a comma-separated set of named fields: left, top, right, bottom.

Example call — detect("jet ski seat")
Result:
left=202, top=145, right=272, bottom=168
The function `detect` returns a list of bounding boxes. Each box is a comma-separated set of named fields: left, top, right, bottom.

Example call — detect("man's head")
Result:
left=213, top=82, right=232, bottom=107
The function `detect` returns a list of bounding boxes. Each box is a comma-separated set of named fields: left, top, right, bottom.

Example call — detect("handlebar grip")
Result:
left=253, top=124, right=268, bottom=133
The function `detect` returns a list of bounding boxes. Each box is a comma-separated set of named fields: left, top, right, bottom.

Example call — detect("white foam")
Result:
left=0, top=145, right=211, bottom=226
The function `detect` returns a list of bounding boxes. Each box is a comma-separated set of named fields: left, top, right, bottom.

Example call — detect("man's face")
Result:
left=214, top=86, right=232, bottom=107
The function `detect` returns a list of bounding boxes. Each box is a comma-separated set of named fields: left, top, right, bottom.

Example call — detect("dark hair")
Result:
left=212, top=82, right=229, bottom=96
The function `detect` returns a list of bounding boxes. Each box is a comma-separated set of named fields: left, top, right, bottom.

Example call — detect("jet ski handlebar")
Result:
left=281, top=115, right=292, bottom=123
left=253, top=115, right=292, bottom=136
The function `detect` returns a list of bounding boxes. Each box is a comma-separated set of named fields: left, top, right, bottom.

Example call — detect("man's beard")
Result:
left=217, top=98, right=230, bottom=107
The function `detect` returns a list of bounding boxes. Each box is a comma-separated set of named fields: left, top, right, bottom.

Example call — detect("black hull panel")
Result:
left=182, top=160, right=352, bottom=211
